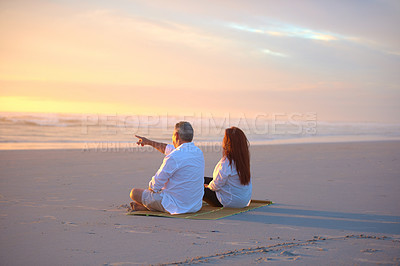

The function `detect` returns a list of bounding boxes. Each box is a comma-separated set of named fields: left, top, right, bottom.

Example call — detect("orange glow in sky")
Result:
left=0, top=96, right=148, bottom=114
left=0, top=0, right=399, bottom=122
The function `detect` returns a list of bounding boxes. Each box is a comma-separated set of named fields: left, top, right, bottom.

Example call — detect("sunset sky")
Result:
left=0, top=0, right=399, bottom=122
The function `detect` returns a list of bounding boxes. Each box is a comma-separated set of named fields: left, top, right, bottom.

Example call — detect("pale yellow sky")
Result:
left=0, top=0, right=399, bottom=122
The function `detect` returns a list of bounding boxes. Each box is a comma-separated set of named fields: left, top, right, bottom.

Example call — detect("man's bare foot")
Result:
left=129, top=201, right=148, bottom=211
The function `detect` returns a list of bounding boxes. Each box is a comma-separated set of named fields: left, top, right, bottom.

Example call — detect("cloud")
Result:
left=77, top=8, right=232, bottom=52
left=261, top=49, right=288, bottom=58
left=229, top=22, right=342, bottom=42
left=228, top=19, right=400, bottom=59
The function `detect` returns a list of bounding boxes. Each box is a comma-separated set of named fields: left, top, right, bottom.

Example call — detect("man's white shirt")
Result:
left=149, top=142, right=205, bottom=214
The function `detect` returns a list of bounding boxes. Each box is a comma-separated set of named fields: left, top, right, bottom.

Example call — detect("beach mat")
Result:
left=127, top=200, right=272, bottom=220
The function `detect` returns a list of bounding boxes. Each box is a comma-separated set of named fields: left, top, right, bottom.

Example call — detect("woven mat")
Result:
left=127, top=200, right=273, bottom=220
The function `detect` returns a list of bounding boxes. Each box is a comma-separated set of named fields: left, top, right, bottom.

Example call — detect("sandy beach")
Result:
left=1, top=141, right=400, bottom=265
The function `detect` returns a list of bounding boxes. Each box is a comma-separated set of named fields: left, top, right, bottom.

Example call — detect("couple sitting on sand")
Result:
left=129, top=121, right=252, bottom=215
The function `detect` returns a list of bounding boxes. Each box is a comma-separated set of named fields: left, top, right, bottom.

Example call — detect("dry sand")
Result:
left=0, top=141, right=399, bottom=265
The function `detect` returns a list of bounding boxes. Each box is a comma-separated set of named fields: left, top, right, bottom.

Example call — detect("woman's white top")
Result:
left=208, top=157, right=252, bottom=208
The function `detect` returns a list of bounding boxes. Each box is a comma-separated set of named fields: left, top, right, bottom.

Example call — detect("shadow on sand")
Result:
left=227, top=204, right=400, bottom=234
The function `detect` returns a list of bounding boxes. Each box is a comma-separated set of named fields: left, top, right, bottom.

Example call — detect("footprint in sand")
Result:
left=256, top=251, right=300, bottom=262
left=126, top=230, right=152, bottom=234
left=43, top=215, right=57, bottom=220
left=361, top=248, right=380, bottom=253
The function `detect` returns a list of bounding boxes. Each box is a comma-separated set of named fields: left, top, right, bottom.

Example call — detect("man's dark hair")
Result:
left=175, top=121, right=194, bottom=142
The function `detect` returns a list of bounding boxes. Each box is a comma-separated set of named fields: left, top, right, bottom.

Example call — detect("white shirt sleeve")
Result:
left=208, top=158, right=230, bottom=191
left=149, top=155, right=178, bottom=192
left=164, top=144, right=175, bottom=155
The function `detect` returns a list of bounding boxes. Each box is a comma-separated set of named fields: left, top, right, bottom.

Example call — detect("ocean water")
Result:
left=1, top=112, right=399, bottom=150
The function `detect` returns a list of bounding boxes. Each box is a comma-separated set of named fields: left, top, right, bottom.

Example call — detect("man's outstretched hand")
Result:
left=135, top=135, right=152, bottom=146
left=135, top=135, right=167, bottom=154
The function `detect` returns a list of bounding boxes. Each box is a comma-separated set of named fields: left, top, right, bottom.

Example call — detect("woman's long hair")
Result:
left=222, top=127, right=251, bottom=185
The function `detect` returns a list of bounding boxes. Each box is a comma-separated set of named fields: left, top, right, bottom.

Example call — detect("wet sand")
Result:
left=0, top=141, right=399, bottom=265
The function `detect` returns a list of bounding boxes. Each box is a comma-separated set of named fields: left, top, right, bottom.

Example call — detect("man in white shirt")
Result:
left=130, top=121, right=205, bottom=214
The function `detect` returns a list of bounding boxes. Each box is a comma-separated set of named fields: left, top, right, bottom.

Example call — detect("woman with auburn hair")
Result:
left=203, top=127, right=252, bottom=208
